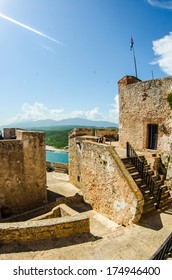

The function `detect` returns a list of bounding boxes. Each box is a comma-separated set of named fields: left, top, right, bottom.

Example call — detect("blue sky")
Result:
left=0, top=0, right=172, bottom=126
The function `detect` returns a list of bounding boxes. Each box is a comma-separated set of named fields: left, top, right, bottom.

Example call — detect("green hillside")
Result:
left=45, top=129, right=71, bottom=148
left=34, top=125, right=117, bottom=149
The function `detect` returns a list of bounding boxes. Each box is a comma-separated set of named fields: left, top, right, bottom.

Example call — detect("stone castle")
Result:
left=118, top=75, right=172, bottom=188
left=118, top=75, right=172, bottom=153
left=69, top=75, right=172, bottom=225
left=0, top=75, right=172, bottom=253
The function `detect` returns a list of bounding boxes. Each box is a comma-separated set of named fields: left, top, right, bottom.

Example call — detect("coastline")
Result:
left=46, top=145, right=68, bottom=153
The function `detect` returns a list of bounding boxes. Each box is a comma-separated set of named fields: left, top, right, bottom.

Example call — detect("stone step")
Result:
left=124, top=163, right=136, bottom=169
left=143, top=203, right=157, bottom=214
left=161, top=191, right=171, bottom=199
left=141, top=187, right=169, bottom=198
left=137, top=185, right=152, bottom=197
left=143, top=192, right=154, bottom=201
left=134, top=178, right=144, bottom=187
left=121, top=158, right=130, bottom=164
left=144, top=196, right=156, bottom=205
left=158, top=198, right=172, bottom=212
left=54, top=167, right=68, bottom=174
left=155, top=180, right=165, bottom=187
left=139, top=184, right=147, bottom=189
left=143, top=197, right=157, bottom=206
left=131, top=173, right=140, bottom=180
left=141, top=188, right=150, bottom=196
left=54, top=166, right=67, bottom=170
left=144, top=196, right=154, bottom=203
left=122, top=156, right=172, bottom=216
left=127, top=167, right=138, bottom=174
left=159, top=197, right=172, bottom=208
left=148, top=186, right=169, bottom=196
left=160, top=184, right=168, bottom=190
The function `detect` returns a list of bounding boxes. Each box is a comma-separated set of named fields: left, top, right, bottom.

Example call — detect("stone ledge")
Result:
left=0, top=213, right=90, bottom=243
left=31, top=204, right=79, bottom=221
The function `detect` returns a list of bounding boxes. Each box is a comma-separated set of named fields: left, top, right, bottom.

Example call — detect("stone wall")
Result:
left=31, top=204, right=79, bottom=220
left=22, top=130, right=47, bottom=209
left=118, top=76, right=172, bottom=153
left=95, top=128, right=118, bottom=141
left=161, top=153, right=172, bottom=194
left=69, top=131, right=143, bottom=225
left=0, top=129, right=47, bottom=216
left=69, top=128, right=119, bottom=187
left=1, top=193, right=84, bottom=222
left=0, top=140, right=24, bottom=214
left=69, top=128, right=93, bottom=188
left=0, top=213, right=90, bottom=243
left=3, top=128, right=16, bottom=139
left=80, top=141, right=143, bottom=225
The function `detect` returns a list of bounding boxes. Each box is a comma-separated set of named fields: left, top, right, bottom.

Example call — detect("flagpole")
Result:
left=132, top=45, right=138, bottom=78
left=130, top=36, right=138, bottom=78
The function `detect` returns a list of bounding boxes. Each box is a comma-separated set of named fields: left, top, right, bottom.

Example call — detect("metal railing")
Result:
left=159, top=160, right=167, bottom=178
left=126, top=142, right=162, bottom=208
left=150, top=232, right=172, bottom=260
left=126, top=142, right=144, bottom=177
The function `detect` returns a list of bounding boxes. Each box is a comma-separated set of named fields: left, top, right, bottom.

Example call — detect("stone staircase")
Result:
left=54, top=166, right=68, bottom=173
left=122, top=157, right=172, bottom=216
left=53, top=163, right=68, bottom=174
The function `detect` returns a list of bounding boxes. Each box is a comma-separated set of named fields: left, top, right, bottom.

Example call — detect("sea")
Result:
left=46, top=151, right=69, bottom=164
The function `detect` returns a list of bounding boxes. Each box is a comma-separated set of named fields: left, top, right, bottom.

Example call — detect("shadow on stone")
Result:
left=138, top=204, right=172, bottom=230
left=70, top=202, right=93, bottom=213
left=163, top=205, right=172, bottom=216
left=47, top=190, right=65, bottom=202
left=0, top=233, right=101, bottom=255
left=137, top=213, right=163, bottom=231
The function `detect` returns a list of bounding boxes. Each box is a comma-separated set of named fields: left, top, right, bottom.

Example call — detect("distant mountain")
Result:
left=0, top=118, right=118, bottom=130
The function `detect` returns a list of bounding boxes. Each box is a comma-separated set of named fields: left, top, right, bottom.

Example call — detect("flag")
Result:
left=130, top=36, right=134, bottom=50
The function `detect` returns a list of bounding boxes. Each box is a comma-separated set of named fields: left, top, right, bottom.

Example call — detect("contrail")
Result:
left=0, top=12, right=63, bottom=45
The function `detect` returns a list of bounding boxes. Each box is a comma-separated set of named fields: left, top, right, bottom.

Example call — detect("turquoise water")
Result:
left=46, top=151, right=68, bottom=163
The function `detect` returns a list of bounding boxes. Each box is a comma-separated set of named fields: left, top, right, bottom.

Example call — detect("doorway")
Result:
left=147, top=124, right=158, bottom=149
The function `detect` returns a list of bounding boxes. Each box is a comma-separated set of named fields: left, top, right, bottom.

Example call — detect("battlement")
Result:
left=118, top=75, right=141, bottom=87
left=0, top=128, right=47, bottom=218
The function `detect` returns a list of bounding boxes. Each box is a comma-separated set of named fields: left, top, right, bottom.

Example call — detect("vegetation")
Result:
left=31, top=126, right=75, bottom=149
left=44, top=125, right=98, bottom=148
left=167, top=92, right=172, bottom=109
left=45, top=129, right=71, bottom=148
left=32, top=124, right=117, bottom=149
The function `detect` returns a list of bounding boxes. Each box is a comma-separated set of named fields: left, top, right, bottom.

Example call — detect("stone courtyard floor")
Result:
left=0, top=172, right=172, bottom=260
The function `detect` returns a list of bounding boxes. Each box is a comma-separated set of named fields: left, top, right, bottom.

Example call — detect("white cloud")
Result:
left=9, top=102, right=64, bottom=123
left=151, top=32, right=172, bottom=75
left=147, top=0, right=172, bottom=9
left=4, top=100, right=119, bottom=125
left=108, top=95, right=119, bottom=123
left=69, top=107, right=105, bottom=120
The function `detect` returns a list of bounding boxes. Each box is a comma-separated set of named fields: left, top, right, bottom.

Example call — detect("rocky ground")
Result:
left=0, top=172, right=172, bottom=260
